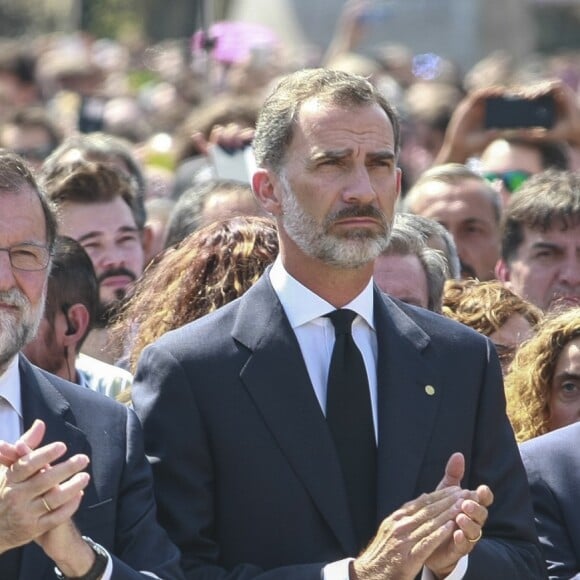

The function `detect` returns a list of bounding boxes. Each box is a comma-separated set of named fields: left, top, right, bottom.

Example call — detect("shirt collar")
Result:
left=269, top=256, right=375, bottom=330
left=0, top=354, right=22, bottom=418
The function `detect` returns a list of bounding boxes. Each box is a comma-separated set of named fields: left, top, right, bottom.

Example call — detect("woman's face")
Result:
left=488, top=314, right=535, bottom=374
left=548, top=336, right=580, bottom=432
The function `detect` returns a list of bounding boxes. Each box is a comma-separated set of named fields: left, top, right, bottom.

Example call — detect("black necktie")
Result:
left=325, top=309, right=377, bottom=550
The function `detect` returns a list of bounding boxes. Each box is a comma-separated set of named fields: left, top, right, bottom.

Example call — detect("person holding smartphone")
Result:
left=434, top=80, right=577, bottom=205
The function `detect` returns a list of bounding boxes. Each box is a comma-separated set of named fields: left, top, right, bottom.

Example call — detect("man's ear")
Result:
left=62, top=303, right=91, bottom=348
left=495, top=259, right=512, bottom=286
left=141, top=224, right=156, bottom=264
left=252, top=169, right=282, bottom=217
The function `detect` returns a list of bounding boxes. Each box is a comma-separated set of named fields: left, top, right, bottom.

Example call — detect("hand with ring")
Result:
left=41, top=497, right=53, bottom=513
left=467, top=529, right=483, bottom=544
left=0, top=420, right=90, bottom=553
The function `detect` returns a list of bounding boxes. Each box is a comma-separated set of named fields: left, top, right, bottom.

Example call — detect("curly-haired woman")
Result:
left=505, top=307, right=580, bottom=442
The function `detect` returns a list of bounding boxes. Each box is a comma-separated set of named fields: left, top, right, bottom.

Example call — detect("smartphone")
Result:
left=484, top=94, right=556, bottom=130
left=78, top=96, right=107, bottom=133
left=208, top=145, right=256, bottom=183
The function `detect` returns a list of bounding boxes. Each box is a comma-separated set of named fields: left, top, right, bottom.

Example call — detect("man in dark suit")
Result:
left=0, top=150, right=184, bottom=579
left=133, top=69, right=545, bottom=579
left=520, top=422, right=580, bottom=579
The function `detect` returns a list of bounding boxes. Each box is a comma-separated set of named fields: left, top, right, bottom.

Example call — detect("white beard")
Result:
left=0, top=288, right=44, bottom=369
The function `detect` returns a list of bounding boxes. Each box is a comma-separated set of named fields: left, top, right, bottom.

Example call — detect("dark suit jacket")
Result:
left=132, top=274, right=545, bottom=579
left=520, top=422, right=580, bottom=579
left=11, top=357, right=184, bottom=580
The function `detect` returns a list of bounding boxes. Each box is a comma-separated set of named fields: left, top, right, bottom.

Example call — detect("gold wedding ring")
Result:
left=41, top=496, right=53, bottom=513
left=467, top=529, right=482, bottom=544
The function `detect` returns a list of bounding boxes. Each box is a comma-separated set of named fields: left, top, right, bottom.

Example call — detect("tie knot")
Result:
left=325, top=309, right=357, bottom=335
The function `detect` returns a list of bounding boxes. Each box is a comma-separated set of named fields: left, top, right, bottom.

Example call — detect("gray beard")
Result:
left=279, top=172, right=391, bottom=269
left=0, top=288, right=44, bottom=370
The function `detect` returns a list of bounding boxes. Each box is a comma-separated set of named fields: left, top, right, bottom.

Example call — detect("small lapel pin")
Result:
left=425, top=385, right=436, bottom=396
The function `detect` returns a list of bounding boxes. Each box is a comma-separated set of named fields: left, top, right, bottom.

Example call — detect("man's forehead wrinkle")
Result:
left=298, top=102, right=392, bottom=144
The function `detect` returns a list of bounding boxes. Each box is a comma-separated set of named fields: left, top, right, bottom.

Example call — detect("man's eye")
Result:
left=119, top=235, right=139, bottom=244
left=534, top=249, right=556, bottom=259
left=12, top=248, right=36, bottom=258
left=369, top=159, right=392, bottom=168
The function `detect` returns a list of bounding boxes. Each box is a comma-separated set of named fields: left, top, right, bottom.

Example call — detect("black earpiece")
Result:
left=62, top=305, right=76, bottom=336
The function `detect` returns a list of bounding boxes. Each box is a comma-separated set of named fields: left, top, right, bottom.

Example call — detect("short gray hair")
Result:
left=253, top=68, right=401, bottom=172
left=395, top=212, right=461, bottom=279
left=383, top=213, right=450, bottom=313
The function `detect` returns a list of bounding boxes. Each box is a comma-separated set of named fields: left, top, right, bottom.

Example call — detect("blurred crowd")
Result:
left=1, top=0, right=580, bottom=577
left=1, top=0, right=575, bottom=396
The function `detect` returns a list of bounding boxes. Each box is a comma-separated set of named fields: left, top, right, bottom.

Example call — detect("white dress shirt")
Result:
left=269, top=257, right=467, bottom=580
left=270, top=257, right=378, bottom=436
left=0, top=355, right=23, bottom=445
left=0, top=354, right=114, bottom=580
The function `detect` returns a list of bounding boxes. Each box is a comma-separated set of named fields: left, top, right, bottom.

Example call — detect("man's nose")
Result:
left=99, top=246, right=126, bottom=270
left=342, top=168, right=376, bottom=205
left=558, top=254, right=580, bottom=287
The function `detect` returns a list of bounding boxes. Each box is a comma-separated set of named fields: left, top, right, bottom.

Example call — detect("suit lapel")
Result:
left=18, top=358, right=97, bottom=580
left=19, top=358, right=90, bottom=459
left=373, top=291, right=443, bottom=520
left=232, top=276, right=357, bottom=555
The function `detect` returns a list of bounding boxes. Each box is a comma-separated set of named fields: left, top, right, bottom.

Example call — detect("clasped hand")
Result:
left=351, top=452, right=493, bottom=580
left=0, top=419, right=90, bottom=560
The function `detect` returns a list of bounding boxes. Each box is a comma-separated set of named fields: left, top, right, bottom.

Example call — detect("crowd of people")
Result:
left=1, top=0, right=580, bottom=578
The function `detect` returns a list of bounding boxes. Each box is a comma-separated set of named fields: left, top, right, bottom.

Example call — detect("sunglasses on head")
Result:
left=483, top=170, right=532, bottom=193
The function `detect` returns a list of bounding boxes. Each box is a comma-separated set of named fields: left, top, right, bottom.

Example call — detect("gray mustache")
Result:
left=0, top=289, right=27, bottom=308
left=329, top=206, right=387, bottom=222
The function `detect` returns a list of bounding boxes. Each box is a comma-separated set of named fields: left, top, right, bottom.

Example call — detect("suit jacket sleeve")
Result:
left=132, top=343, right=325, bottom=580
left=87, top=405, right=185, bottom=580
left=520, top=428, right=580, bottom=580
left=373, top=301, right=546, bottom=580
left=460, top=344, right=547, bottom=579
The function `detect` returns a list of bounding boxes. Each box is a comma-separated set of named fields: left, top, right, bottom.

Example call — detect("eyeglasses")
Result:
left=0, top=243, right=51, bottom=271
left=483, top=170, right=532, bottom=193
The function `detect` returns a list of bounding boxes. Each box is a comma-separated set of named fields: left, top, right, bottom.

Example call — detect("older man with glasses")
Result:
left=0, top=150, right=183, bottom=580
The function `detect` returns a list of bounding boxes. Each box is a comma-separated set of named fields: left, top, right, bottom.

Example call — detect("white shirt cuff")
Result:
left=323, top=557, right=352, bottom=580
left=322, top=555, right=468, bottom=580
left=422, top=555, right=468, bottom=580
left=99, top=549, right=113, bottom=579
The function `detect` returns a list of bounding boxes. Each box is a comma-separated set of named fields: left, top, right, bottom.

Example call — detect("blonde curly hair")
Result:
left=505, top=307, right=580, bottom=442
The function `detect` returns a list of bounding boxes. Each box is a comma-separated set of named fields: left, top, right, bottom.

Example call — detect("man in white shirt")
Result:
left=133, top=69, right=544, bottom=579
left=22, top=235, right=132, bottom=400
left=0, top=150, right=182, bottom=579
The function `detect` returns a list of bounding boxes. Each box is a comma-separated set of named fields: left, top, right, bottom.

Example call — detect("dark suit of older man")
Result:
left=4, top=357, right=184, bottom=580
